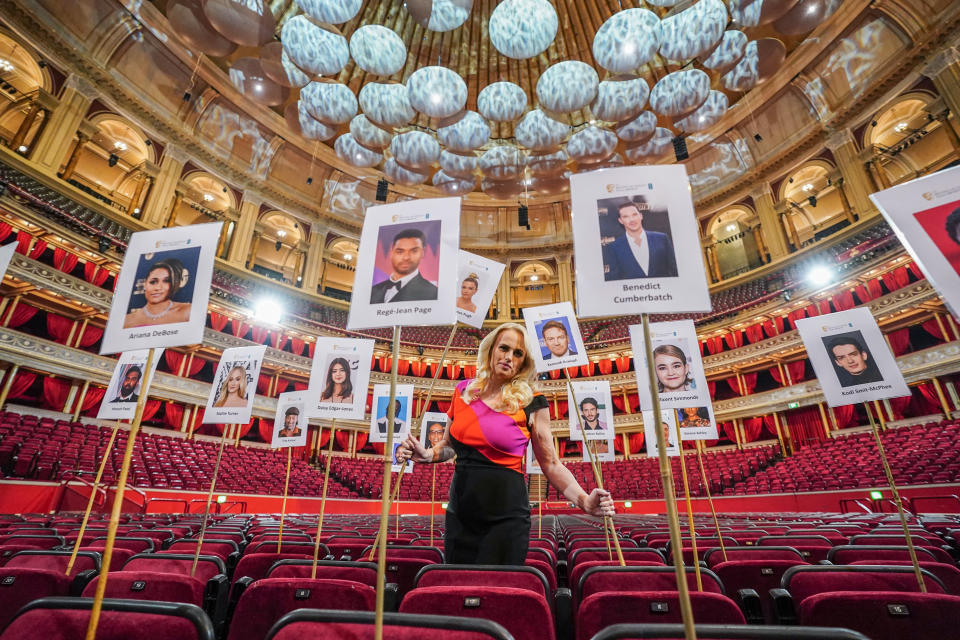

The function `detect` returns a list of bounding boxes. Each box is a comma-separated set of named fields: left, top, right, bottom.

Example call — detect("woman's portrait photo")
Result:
left=213, top=364, right=250, bottom=408
left=319, top=356, right=355, bottom=404
left=456, top=272, right=480, bottom=313
left=677, top=406, right=710, bottom=429
left=653, top=341, right=695, bottom=394
left=123, top=247, right=200, bottom=329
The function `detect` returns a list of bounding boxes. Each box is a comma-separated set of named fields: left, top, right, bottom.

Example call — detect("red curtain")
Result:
left=909, top=261, right=924, bottom=280
left=815, top=300, right=832, bottom=315
left=165, top=351, right=203, bottom=377
left=786, top=360, right=806, bottom=383
left=770, top=366, right=785, bottom=386
left=290, top=337, right=306, bottom=356
left=163, top=403, right=184, bottom=430
left=564, top=366, right=579, bottom=378
left=270, top=332, right=288, bottom=351
left=28, top=239, right=47, bottom=260
left=720, top=421, right=737, bottom=443
left=76, top=325, right=103, bottom=348
left=308, top=342, right=316, bottom=358
left=724, top=331, right=743, bottom=350
left=371, top=442, right=385, bottom=455
left=15, top=231, right=31, bottom=255
left=832, top=404, right=856, bottom=429
left=761, top=319, right=780, bottom=339
left=707, top=380, right=716, bottom=397
left=745, top=324, right=764, bottom=344
left=464, top=364, right=477, bottom=379
left=335, top=430, right=351, bottom=452
left=629, top=431, right=645, bottom=454
left=727, top=377, right=743, bottom=396
left=832, top=289, right=855, bottom=311
left=598, top=360, right=613, bottom=375
left=614, top=435, right=624, bottom=454
left=889, top=396, right=912, bottom=420
left=83, top=262, right=110, bottom=287
left=142, top=400, right=162, bottom=421
left=42, top=377, right=72, bottom=410
left=611, top=395, right=625, bottom=413
left=580, top=362, right=595, bottom=377
left=615, top=356, right=631, bottom=373
left=627, top=393, right=640, bottom=413
left=258, top=418, right=274, bottom=444
left=763, top=415, right=777, bottom=437
left=257, top=374, right=272, bottom=395
left=446, top=363, right=462, bottom=379
left=785, top=407, right=826, bottom=447
left=53, top=248, right=78, bottom=273
left=0, top=223, right=12, bottom=242
left=396, top=359, right=410, bottom=376
left=787, top=308, right=807, bottom=330
left=317, top=427, right=331, bottom=449
left=45, top=313, right=75, bottom=344
left=887, top=329, right=910, bottom=356
left=548, top=370, right=561, bottom=380
left=7, top=370, right=37, bottom=400
left=922, top=319, right=946, bottom=341
left=556, top=399, right=568, bottom=418
left=5, top=302, right=38, bottom=328
left=250, top=327, right=268, bottom=344
left=231, top=319, right=250, bottom=338
left=79, top=386, right=106, bottom=416
left=209, top=312, right=230, bottom=332
left=915, top=382, right=942, bottom=414
left=742, top=417, right=764, bottom=442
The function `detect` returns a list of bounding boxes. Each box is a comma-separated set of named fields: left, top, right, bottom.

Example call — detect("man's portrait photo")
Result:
left=912, top=201, right=960, bottom=277
left=110, top=364, right=142, bottom=403
left=824, top=331, right=884, bottom=388
left=370, top=222, right=441, bottom=304
left=537, top=318, right=577, bottom=360
left=277, top=405, right=303, bottom=438
left=579, top=397, right=607, bottom=433
left=599, top=196, right=678, bottom=281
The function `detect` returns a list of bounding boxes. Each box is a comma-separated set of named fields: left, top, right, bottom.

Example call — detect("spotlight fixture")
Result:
left=672, top=135, right=688, bottom=161
left=98, top=236, right=110, bottom=253
left=517, top=204, right=529, bottom=228
left=783, top=290, right=791, bottom=301
left=807, top=195, right=817, bottom=207
left=306, top=177, right=313, bottom=185
left=753, top=133, right=763, bottom=142
left=37, top=60, right=45, bottom=69
left=807, top=265, right=834, bottom=286
left=108, top=154, right=119, bottom=167
left=275, top=240, right=282, bottom=251
left=182, top=91, right=191, bottom=102
left=376, top=178, right=389, bottom=202
left=253, top=298, right=283, bottom=324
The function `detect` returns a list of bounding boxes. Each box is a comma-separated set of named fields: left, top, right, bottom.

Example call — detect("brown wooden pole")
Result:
left=191, top=428, right=229, bottom=577
left=277, top=447, right=292, bottom=553
left=374, top=326, right=401, bottom=640
left=66, top=421, right=120, bottom=575
left=311, top=421, right=337, bottom=578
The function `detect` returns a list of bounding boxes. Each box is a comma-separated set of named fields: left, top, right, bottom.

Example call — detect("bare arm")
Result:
left=529, top=407, right=614, bottom=517
left=397, top=420, right=454, bottom=464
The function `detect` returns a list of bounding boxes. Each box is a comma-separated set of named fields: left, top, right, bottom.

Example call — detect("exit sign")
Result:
left=787, top=401, right=800, bottom=409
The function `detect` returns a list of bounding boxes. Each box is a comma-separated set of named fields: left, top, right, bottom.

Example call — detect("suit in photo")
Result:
left=370, top=272, right=438, bottom=303
left=603, top=231, right=678, bottom=280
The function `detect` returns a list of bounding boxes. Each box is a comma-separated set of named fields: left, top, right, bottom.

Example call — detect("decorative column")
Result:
left=702, top=240, right=721, bottom=283
left=227, top=194, right=261, bottom=267
left=824, top=128, right=877, bottom=218
left=923, top=47, right=960, bottom=139
left=126, top=167, right=150, bottom=217
left=751, top=225, right=769, bottom=263
left=931, top=377, right=952, bottom=416
left=496, top=263, right=511, bottom=320
left=9, top=100, right=43, bottom=152
left=164, top=188, right=185, bottom=227
left=31, top=75, right=97, bottom=172
left=58, top=128, right=92, bottom=182
left=556, top=254, right=574, bottom=304
left=141, top=147, right=187, bottom=227
left=750, top=184, right=790, bottom=259
left=301, top=226, right=327, bottom=294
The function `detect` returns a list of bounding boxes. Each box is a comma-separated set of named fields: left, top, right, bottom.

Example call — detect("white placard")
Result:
left=369, top=383, right=414, bottom=443
left=391, top=441, right=414, bottom=473
left=591, top=436, right=616, bottom=463
left=526, top=441, right=542, bottom=475
left=101, top=223, right=222, bottom=354
left=420, top=412, right=450, bottom=449
left=456, top=251, right=506, bottom=328
left=643, top=410, right=680, bottom=458
left=308, top=337, right=374, bottom=420
left=272, top=391, right=309, bottom=449
left=673, top=405, right=719, bottom=441
left=96, top=349, right=164, bottom=420
left=571, top=165, right=712, bottom=317
left=202, top=345, right=267, bottom=424
left=567, top=380, right=614, bottom=441
left=629, top=320, right=711, bottom=410
left=796, top=308, right=910, bottom=408
left=0, top=243, right=16, bottom=284
left=522, top=302, right=588, bottom=372
left=347, top=197, right=461, bottom=329
left=870, top=165, right=960, bottom=316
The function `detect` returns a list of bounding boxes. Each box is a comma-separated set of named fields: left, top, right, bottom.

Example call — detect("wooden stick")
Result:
left=395, top=469, right=404, bottom=537
left=277, top=446, right=292, bottom=553
left=865, top=404, right=926, bottom=592
left=368, top=466, right=403, bottom=561
left=564, top=371, right=624, bottom=566
left=84, top=348, right=156, bottom=640
left=678, top=442, right=703, bottom=591
left=374, top=326, right=401, bottom=640
left=191, top=428, right=229, bottom=577
left=696, top=445, right=727, bottom=562
left=641, top=314, right=697, bottom=640
left=311, top=421, right=336, bottom=578
left=537, top=494, right=542, bottom=539
left=429, top=464, right=437, bottom=547
left=66, top=421, right=120, bottom=575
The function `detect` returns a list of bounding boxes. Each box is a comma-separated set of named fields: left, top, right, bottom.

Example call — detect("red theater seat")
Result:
left=401, top=585, right=554, bottom=640
left=4, top=550, right=100, bottom=573
left=704, top=546, right=805, bottom=568
left=0, top=568, right=86, bottom=629
left=798, top=591, right=960, bottom=640
left=81, top=570, right=205, bottom=607
left=263, top=609, right=512, bottom=640
left=576, top=591, right=746, bottom=640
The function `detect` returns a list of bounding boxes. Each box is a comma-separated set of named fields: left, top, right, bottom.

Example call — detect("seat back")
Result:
left=414, top=564, right=549, bottom=599
left=400, top=585, right=553, bottom=640
left=123, top=553, right=226, bottom=584
left=704, top=546, right=805, bottom=568
left=848, top=561, right=960, bottom=595
left=782, top=565, right=945, bottom=604
left=587, top=622, right=871, bottom=639
left=226, top=578, right=376, bottom=640
left=81, top=570, right=205, bottom=607
left=712, top=560, right=807, bottom=623
left=247, top=541, right=323, bottom=556
left=93, top=536, right=155, bottom=553
left=384, top=557, right=436, bottom=599
left=263, top=609, right=512, bottom=640
left=232, top=553, right=312, bottom=585
left=0, top=568, right=74, bottom=629
left=576, top=591, right=746, bottom=640
left=827, top=545, right=938, bottom=565
left=359, top=544, right=444, bottom=564
left=798, top=591, right=960, bottom=640
left=266, top=559, right=379, bottom=587
left=165, top=539, right=238, bottom=560
left=5, top=550, right=100, bottom=573
left=0, top=596, right=215, bottom=640
left=568, top=547, right=665, bottom=567
left=577, top=566, right=724, bottom=610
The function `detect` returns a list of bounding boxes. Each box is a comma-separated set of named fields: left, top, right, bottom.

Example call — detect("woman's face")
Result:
left=683, top=407, right=698, bottom=418
left=654, top=353, right=688, bottom=390
left=461, top=280, right=477, bottom=300
left=490, top=329, right=526, bottom=380
left=331, top=363, right=347, bottom=385
left=226, top=369, right=243, bottom=394
left=144, top=267, right=171, bottom=304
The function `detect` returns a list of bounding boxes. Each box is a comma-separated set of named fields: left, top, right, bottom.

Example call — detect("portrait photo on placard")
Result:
left=347, top=198, right=461, bottom=330
left=629, top=320, right=710, bottom=410
left=523, top=302, right=588, bottom=372
left=571, top=165, right=711, bottom=317
left=456, top=251, right=506, bottom=328
left=97, top=348, right=164, bottom=420
left=309, top=337, right=374, bottom=420
left=391, top=442, right=414, bottom=473
left=0, top=242, right=16, bottom=284
left=203, top=345, right=266, bottom=424
left=102, top=222, right=222, bottom=355
left=273, top=391, right=309, bottom=449
left=796, top=308, right=909, bottom=408
left=643, top=410, right=680, bottom=458
left=567, top=381, right=614, bottom=441
left=420, top=412, right=450, bottom=450
left=592, top=436, right=616, bottom=463
left=675, top=405, right=719, bottom=441
left=871, top=165, right=960, bottom=315
left=368, top=384, right=414, bottom=443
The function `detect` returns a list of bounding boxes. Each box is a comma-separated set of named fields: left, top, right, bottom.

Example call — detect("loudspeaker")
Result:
left=376, top=178, right=389, bottom=202
left=808, top=195, right=817, bottom=207
left=108, top=154, right=119, bottom=167
left=672, top=135, right=688, bottom=161
left=518, top=204, right=529, bottom=228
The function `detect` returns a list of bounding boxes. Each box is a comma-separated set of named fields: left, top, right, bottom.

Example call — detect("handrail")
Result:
left=910, top=494, right=960, bottom=514
left=220, top=501, right=247, bottom=514
left=187, top=498, right=220, bottom=514
left=55, top=473, right=108, bottom=513
left=144, top=498, right=189, bottom=514
left=839, top=498, right=873, bottom=514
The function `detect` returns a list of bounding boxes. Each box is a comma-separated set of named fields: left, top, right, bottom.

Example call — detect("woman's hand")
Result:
left=581, top=488, right=616, bottom=517
left=396, top=435, right=432, bottom=464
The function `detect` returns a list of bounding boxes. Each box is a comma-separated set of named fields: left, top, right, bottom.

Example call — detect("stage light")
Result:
left=807, top=265, right=834, bottom=286
left=17, top=145, right=27, bottom=153
left=217, top=495, right=227, bottom=504
left=253, top=298, right=283, bottom=325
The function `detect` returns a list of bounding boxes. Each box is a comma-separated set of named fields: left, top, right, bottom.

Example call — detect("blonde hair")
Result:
left=214, top=365, right=248, bottom=407
left=462, top=323, right=536, bottom=414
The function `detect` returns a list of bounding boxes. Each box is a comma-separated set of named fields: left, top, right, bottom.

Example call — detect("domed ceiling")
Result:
left=155, top=0, right=841, bottom=199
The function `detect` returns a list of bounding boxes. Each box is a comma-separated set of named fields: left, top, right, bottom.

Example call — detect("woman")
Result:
left=123, top=258, right=191, bottom=328
left=320, top=357, right=353, bottom=404
left=456, top=274, right=479, bottom=313
left=397, top=323, right=614, bottom=565
left=213, top=365, right=248, bottom=408
left=653, top=344, right=695, bottom=393
left=678, top=406, right=709, bottom=429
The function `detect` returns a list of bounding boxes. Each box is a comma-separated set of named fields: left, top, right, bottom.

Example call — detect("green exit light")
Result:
left=624, top=501, right=633, bottom=508
left=441, top=502, right=448, bottom=510
left=787, top=401, right=800, bottom=409
left=217, top=495, right=227, bottom=504
left=870, top=491, right=883, bottom=500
